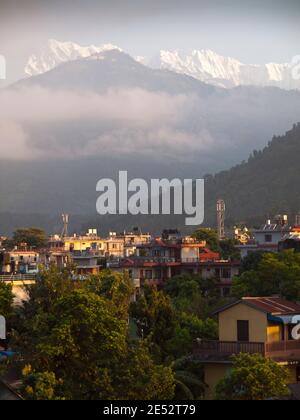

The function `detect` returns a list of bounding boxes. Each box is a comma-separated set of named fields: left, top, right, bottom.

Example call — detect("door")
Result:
left=237, top=320, right=249, bottom=342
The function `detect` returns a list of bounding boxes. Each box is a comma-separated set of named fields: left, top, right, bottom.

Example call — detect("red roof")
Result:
left=214, top=297, right=300, bottom=316
left=199, top=248, right=220, bottom=261
left=241, top=297, right=300, bottom=315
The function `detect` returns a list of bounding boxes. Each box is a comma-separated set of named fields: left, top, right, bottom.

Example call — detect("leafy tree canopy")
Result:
left=215, top=353, right=289, bottom=400
left=232, top=250, right=300, bottom=301
left=15, top=269, right=175, bottom=400
left=7, top=228, right=48, bottom=249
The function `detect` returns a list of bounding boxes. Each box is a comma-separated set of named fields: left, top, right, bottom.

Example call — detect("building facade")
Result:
left=195, top=297, right=300, bottom=398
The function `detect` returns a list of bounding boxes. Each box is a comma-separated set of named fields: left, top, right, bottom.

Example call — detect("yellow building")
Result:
left=63, top=236, right=106, bottom=253
left=195, top=297, right=300, bottom=398
left=48, top=230, right=152, bottom=260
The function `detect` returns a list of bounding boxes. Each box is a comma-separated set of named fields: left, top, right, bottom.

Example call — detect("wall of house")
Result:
left=219, top=303, right=268, bottom=342
left=254, top=231, right=283, bottom=245
left=64, top=239, right=105, bottom=252
left=204, top=363, right=232, bottom=399
left=181, top=246, right=198, bottom=261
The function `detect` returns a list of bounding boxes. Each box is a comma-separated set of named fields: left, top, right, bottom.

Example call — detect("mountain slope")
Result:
left=10, top=49, right=300, bottom=167
left=78, top=122, right=300, bottom=234
left=1, top=51, right=300, bottom=234
left=204, top=122, right=300, bottom=225
left=1, top=124, right=300, bottom=235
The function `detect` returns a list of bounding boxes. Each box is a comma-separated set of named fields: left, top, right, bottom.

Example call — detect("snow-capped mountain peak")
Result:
left=25, top=39, right=122, bottom=76
left=157, top=49, right=295, bottom=89
left=24, top=40, right=298, bottom=90
left=159, top=49, right=242, bottom=86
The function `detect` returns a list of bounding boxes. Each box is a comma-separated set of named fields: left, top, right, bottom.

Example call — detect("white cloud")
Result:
left=0, top=86, right=209, bottom=160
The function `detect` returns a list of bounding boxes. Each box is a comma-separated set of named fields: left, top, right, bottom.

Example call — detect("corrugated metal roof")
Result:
left=242, top=297, right=300, bottom=315
left=213, top=297, right=300, bottom=316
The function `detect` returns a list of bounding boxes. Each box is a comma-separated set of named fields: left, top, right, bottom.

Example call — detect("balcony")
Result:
left=194, top=340, right=265, bottom=360
left=194, top=340, right=300, bottom=362
left=265, top=340, right=300, bottom=362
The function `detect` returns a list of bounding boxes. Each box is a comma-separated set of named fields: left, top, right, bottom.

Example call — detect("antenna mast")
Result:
left=62, top=214, right=69, bottom=238
left=217, top=199, right=226, bottom=240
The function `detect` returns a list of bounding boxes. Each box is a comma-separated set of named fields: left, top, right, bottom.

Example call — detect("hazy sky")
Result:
left=1, top=0, right=300, bottom=84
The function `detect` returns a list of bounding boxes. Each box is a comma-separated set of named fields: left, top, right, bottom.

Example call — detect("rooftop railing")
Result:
left=0, top=274, right=37, bottom=282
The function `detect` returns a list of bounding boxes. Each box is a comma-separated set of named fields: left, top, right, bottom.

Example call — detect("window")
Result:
left=145, top=270, right=152, bottom=279
left=237, top=320, right=249, bottom=342
left=265, top=234, right=273, bottom=243
left=222, top=269, right=231, bottom=279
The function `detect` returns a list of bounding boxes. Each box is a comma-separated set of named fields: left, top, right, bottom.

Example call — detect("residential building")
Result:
left=109, top=234, right=239, bottom=295
left=279, top=226, right=300, bottom=253
left=71, top=250, right=101, bottom=276
left=0, top=250, right=39, bottom=275
left=194, top=297, right=300, bottom=398
left=238, top=216, right=292, bottom=258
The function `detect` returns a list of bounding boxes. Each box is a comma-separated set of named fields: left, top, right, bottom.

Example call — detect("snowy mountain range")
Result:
left=24, top=39, right=299, bottom=90
left=25, top=39, right=122, bottom=77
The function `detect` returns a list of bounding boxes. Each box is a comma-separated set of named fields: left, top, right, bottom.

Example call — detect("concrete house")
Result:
left=195, top=297, right=300, bottom=398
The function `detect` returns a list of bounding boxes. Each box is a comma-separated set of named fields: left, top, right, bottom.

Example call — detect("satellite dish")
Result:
left=0, top=315, right=6, bottom=340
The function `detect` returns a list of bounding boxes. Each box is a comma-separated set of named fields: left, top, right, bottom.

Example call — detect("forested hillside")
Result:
left=204, top=123, right=300, bottom=226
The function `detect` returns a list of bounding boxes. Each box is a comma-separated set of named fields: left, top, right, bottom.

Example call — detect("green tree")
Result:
left=22, top=365, right=64, bottom=400
left=130, top=285, right=176, bottom=360
left=232, top=250, right=300, bottom=301
left=166, top=313, right=218, bottom=358
left=173, top=357, right=206, bottom=400
left=219, top=239, right=240, bottom=260
left=109, top=341, right=175, bottom=400
left=21, top=265, right=75, bottom=316
left=164, top=274, right=227, bottom=319
left=9, top=228, right=48, bottom=249
left=86, top=270, right=133, bottom=320
left=0, top=282, right=14, bottom=320
left=215, top=353, right=289, bottom=400
left=192, top=228, right=220, bottom=253
left=241, top=251, right=267, bottom=273
left=17, top=271, right=175, bottom=400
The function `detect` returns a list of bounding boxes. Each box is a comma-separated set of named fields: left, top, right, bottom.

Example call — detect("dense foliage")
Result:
left=13, top=268, right=175, bottom=400
left=0, top=282, right=14, bottom=320
left=215, top=354, right=289, bottom=400
left=5, top=228, right=48, bottom=249
left=204, top=123, right=300, bottom=226
left=232, top=250, right=300, bottom=301
left=192, top=228, right=240, bottom=259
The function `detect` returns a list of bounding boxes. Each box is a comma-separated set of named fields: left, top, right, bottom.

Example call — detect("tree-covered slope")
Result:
left=204, top=123, right=300, bottom=226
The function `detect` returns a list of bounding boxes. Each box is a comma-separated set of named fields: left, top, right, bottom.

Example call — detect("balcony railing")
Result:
left=194, top=339, right=300, bottom=362
left=265, top=340, right=300, bottom=361
left=0, top=274, right=37, bottom=282
left=194, top=340, right=265, bottom=359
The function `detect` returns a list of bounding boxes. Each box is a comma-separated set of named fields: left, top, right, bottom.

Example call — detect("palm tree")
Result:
left=173, top=356, right=206, bottom=400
